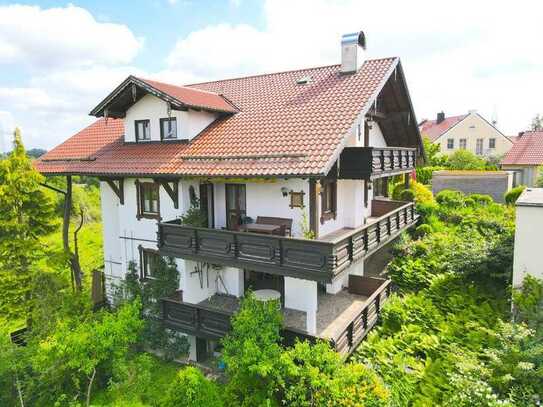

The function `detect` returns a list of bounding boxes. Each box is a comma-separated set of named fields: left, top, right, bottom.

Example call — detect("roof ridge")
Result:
left=185, top=57, right=398, bottom=87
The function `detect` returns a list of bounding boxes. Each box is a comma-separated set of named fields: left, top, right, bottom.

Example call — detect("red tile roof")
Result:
left=36, top=58, right=400, bottom=177
left=135, top=77, right=238, bottom=113
left=502, top=131, right=543, bottom=165
left=419, top=114, right=467, bottom=142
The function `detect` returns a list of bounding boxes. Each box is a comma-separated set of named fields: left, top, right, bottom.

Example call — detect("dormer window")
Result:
left=135, top=120, right=151, bottom=142
left=160, top=117, right=177, bottom=140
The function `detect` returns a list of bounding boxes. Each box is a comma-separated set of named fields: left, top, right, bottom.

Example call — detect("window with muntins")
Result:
left=160, top=117, right=177, bottom=140
left=476, top=138, right=483, bottom=155
left=135, top=120, right=151, bottom=142
left=320, top=179, right=337, bottom=223
left=140, top=247, right=160, bottom=280
left=447, top=138, right=454, bottom=149
left=137, top=181, right=159, bottom=219
left=489, top=138, right=496, bottom=149
left=459, top=138, right=467, bottom=150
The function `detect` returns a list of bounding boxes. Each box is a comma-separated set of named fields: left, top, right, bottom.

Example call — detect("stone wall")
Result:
left=431, top=171, right=513, bottom=203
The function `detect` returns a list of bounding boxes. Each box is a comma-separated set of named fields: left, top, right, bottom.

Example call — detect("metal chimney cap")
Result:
left=341, top=31, right=366, bottom=49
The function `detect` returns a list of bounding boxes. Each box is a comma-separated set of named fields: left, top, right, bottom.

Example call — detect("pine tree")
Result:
left=0, top=129, right=57, bottom=320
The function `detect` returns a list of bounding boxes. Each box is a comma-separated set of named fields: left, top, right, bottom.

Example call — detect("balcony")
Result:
left=158, top=201, right=418, bottom=283
left=161, top=275, right=391, bottom=355
left=338, top=146, right=416, bottom=179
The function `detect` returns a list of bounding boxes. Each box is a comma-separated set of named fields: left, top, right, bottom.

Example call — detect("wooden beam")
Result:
left=156, top=179, right=179, bottom=209
left=101, top=178, right=124, bottom=205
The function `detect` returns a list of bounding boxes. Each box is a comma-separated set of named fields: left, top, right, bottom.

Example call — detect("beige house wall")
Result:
left=501, top=164, right=540, bottom=187
left=433, top=112, right=513, bottom=157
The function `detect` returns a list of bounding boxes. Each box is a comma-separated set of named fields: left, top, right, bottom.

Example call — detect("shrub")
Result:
left=435, top=189, right=465, bottom=208
left=160, top=366, right=223, bottom=407
left=447, top=150, right=487, bottom=170
left=505, top=185, right=526, bottom=205
left=411, top=181, right=433, bottom=203
left=416, top=166, right=444, bottom=185
left=414, top=224, right=432, bottom=239
left=400, top=189, right=415, bottom=202
left=469, top=193, right=493, bottom=205
left=391, top=182, right=405, bottom=200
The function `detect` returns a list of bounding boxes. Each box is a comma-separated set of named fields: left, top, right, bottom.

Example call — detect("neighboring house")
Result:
left=36, top=32, right=423, bottom=361
left=419, top=110, right=513, bottom=157
left=502, top=131, right=543, bottom=187
left=512, top=188, right=543, bottom=288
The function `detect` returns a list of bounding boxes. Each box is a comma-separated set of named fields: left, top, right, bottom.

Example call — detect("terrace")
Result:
left=161, top=275, right=391, bottom=355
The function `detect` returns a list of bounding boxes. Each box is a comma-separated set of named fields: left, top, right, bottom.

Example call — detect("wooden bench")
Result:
left=255, top=216, right=293, bottom=237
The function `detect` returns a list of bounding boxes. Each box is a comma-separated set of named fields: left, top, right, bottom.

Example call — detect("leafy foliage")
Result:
left=355, top=187, right=542, bottom=406
left=415, top=165, right=445, bottom=185
left=505, top=185, right=526, bottom=205
left=392, top=180, right=433, bottom=204
left=0, top=130, right=57, bottom=320
left=447, top=149, right=487, bottom=170
left=112, top=259, right=190, bottom=361
left=161, top=366, right=223, bottom=407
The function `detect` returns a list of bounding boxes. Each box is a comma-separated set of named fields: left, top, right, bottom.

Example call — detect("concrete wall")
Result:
left=433, top=112, right=512, bottom=157
left=124, top=94, right=218, bottom=142
left=513, top=188, right=543, bottom=288
left=432, top=171, right=512, bottom=203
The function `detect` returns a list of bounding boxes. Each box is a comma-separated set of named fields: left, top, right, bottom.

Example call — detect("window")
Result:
left=447, top=138, right=454, bottom=149
left=373, top=177, right=388, bottom=197
left=459, top=138, right=467, bottom=150
left=320, top=179, right=337, bottom=223
left=160, top=117, right=177, bottom=140
left=225, top=184, right=246, bottom=230
left=489, top=138, right=496, bottom=149
left=135, top=120, right=151, bottom=142
left=136, top=181, right=159, bottom=219
left=139, top=247, right=160, bottom=280
left=476, top=138, right=483, bottom=155
left=289, top=191, right=305, bottom=208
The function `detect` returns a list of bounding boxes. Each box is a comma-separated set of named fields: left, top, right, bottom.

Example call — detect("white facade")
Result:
left=512, top=188, right=543, bottom=288
left=124, top=94, right=218, bottom=142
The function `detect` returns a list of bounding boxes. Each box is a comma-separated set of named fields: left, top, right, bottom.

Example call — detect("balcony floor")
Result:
left=197, top=290, right=369, bottom=341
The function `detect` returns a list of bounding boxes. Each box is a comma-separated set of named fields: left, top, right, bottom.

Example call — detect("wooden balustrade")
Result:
left=158, top=202, right=418, bottom=283
left=339, top=146, right=416, bottom=179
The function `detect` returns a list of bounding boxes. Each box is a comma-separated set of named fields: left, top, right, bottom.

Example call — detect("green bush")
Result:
left=400, top=189, right=415, bottom=202
left=469, top=193, right=493, bottom=205
left=447, top=150, right=487, bottom=170
left=161, top=366, right=223, bottom=407
left=505, top=185, right=526, bottom=205
left=392, top=181, right=433, bottom=204
left=416, top=166, right=444, bottom=185
left=435, top=189, right=465, bottom=208
left=414, top=224, right=432, bottom=239
left=391, top=182, right=405, bottom=200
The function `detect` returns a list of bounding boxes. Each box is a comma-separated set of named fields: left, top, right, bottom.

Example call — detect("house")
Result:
left=512, top=188, right=543, bottom=288
left=501, top=131, right=543, bottom=187
left=419, top=110, right=513, bottom=157
left=35, top=31, right=423, bottom=361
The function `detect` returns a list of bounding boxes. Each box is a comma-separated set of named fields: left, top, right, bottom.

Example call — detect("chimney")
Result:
left=436, top=111, right=445, bottom=124
left=341, top=31, right=366, bottom=74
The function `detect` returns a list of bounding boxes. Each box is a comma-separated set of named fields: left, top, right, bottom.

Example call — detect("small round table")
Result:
left=253, top=289, right=281, bottom=303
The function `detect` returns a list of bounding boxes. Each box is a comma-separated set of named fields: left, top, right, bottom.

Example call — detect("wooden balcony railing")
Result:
left=161, top=276, right=392, bottom=356
left=339, top=146, right=417, bottom=179
left=332, top=276, right=392, bottom=355
left=158, top=202, right=418, bottom=283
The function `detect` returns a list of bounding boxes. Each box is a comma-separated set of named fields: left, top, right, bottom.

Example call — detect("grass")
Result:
left=90, top=354, right=180, bottom=406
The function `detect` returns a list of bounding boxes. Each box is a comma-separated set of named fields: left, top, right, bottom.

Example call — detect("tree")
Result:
left=221, top=293, right=283, bottom=406
left=422, top=136, right=447, bottom=166
left=0, top=129, right=57, bottom=320
left=531, top=114, right=543, bottom=131
left=31, top=300, right=143, bottom=406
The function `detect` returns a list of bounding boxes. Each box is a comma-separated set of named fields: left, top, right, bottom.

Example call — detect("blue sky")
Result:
left=0, top=0, right=542, bottom=151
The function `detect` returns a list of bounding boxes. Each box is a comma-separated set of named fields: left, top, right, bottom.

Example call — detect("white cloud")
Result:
left=0, top=4, right=142, bottom=69
left=166, top=0, right=543, bottom=135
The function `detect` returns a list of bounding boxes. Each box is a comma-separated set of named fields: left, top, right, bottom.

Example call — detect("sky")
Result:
left=0, top=0, right=542, bottom=152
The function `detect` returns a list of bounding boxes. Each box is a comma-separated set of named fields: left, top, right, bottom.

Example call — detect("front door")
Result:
left=225, top=184, right=246, bottom=230
left=199, top=183, right=214, bottom=228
